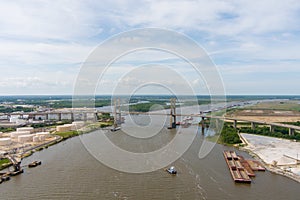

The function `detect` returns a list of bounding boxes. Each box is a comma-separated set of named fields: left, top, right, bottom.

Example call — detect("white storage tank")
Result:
left=17, top=127, right=34, bottom=133
left=0, top=138, right=12, bottom=145
left=39, top=135, right=45, bottom=142
left=18, top=134, right=34, bottom=143
left=72, top=121, right=84, bottom=129
left=56, top=124, right=72, bottom=132
left=10, top=131, right=31, bottom=139
left=33, top=136, right=40, bottom=142
left=35, top=132, right=50, bottom=138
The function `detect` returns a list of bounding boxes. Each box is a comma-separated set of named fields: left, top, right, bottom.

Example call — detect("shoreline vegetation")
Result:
left=206, top=120, right=300, bottom=145
left=205, top=122, right=242, bottom=145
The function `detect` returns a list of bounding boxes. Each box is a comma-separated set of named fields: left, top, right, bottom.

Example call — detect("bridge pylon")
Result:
left=168, top=98, right=177, bottom=129
left=113, top=98, right=122, bottom=129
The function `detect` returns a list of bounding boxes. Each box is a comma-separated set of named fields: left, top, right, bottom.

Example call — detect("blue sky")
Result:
left=0, top=0, right=299, bottom=95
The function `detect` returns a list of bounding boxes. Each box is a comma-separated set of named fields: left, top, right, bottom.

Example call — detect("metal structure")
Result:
left=168, top=98, right=177, bottom=129
left=6, top=155, right=22, bottom=172
left=1, top=98, right=299, bottom=134
left=112, top=98, right=122, bottom=130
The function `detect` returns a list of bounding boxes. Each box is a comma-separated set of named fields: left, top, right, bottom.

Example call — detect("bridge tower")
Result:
left=118, top=98, right=122, bottom=125
left=168, top=98, right=177, bottom=129
left=113, top=98, right=121, bottom=129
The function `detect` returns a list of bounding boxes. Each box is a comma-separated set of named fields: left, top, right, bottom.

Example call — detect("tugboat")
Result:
left=10, top=169, right=24, bottom=176
left=1, top=175, right=10, bottom=182
left=166, top=166, right=177, bottom=175
left=110, top=127, right=121, bottom=132
left=28, top=161, right=42, bottom=168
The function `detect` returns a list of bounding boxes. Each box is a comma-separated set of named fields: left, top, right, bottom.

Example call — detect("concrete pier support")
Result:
left=58, top=113, right=61, bottom=121
left=201, top=117, right=205, bottom=127
left=251, top=122, right=255, bottom=130
left=201, top=117, right=205, bottom=135
left=233, top=120, right=237, bottom=129
left=270, top=125, right=275, bottom=132
left=216, top=118, right=220, bottom=130
left=83, top=113, right=87, bottom=121
left=201, top=126, right=205, bottom=135
left=168, top=98, right=177, bottom=129
left=289, top=128, right=295, bottom=136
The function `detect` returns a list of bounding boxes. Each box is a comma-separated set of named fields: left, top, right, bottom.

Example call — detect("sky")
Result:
left=0, top=0, right=299, bottom=95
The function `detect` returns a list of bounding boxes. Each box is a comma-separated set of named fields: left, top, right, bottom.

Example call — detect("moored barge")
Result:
left=223, top=151, right=252, bottom=183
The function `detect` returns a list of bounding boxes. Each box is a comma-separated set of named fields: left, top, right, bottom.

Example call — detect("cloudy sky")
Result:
left=0, top=0, right=299, bottom=95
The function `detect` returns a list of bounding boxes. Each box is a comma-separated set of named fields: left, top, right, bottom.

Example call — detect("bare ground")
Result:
left=226, top=109, right=300, bottom=123
left=240, top=133, right=300, bottom=183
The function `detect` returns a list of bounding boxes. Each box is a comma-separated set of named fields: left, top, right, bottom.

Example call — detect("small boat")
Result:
left=111, top=127, right=121, bottom=132
left=9, top=169, right=24, bottom=176
left=1, top=175, right=10, bottom=181
left=28, top=161, right=42, bottom=168
left=166, top=166, right=177, bottom=175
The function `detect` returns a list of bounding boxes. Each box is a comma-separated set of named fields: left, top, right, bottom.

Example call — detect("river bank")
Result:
left=239, top=133, right=300, bottom=183
left=0, top=121, right=113, bottom=171
left=2, top=123, right=299, bottom=199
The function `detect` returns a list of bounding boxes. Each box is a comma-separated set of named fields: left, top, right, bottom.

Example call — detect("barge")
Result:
left=223, top=151, right=251, bottom=183
left=223, top=150, right=266, bottom=184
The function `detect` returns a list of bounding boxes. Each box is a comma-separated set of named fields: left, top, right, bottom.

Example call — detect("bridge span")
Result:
left=1, top=110, right=300, bottom=135
left=126, top=112, right=300, bottom=135
left=1, top=98, right=299, bottom=135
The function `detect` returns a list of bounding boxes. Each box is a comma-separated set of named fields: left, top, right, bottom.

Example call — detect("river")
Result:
left=0, top=106, right=299, bottom=199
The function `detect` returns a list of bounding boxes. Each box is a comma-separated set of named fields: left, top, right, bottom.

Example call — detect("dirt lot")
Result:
left=226, top=100, right=300, bottom=123
left=228, top=115, right=300, bottom=123
left=225, top=108, right=300, bottom=122
left=241, top=133, right=300, bottom=182
left=247, top=100, right=300, bottom=111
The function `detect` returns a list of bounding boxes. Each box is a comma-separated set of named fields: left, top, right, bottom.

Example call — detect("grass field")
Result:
left=247, top=101, right=300, bottom=112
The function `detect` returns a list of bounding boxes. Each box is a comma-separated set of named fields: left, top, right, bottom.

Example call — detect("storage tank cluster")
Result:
left=16, top=127, right=34, bottom=133
left=0, top=138, right=12, bottom=145
left=10, top=131, right=31, bottom=139
left=0, top=129, right=32, bottom=146
left=56, top=121, right=85, bottom=132
left=56, top=124, right=73, bottom=132
left=35, top=132, right=50, bottom=142
left=18, top=134, right=34, bottom=143
left=0, top=126, right=52, bottom=146
left=72, top=121, right=85, bottom=129
left=0, top=126, right=51, bottom=144
left=17, top=132, right=50, bottom=143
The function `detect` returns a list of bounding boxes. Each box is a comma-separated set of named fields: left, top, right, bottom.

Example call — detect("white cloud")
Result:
left=98, top=0, right=300, bottom=36
left=0, top=40, right=92, bottom=66
left=0, top=0, right=299, bottom=94
left=0, top=1, right=103, bottom=40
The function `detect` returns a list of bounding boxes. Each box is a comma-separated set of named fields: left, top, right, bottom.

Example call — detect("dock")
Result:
left=223, top=150, right=265, bottom=183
